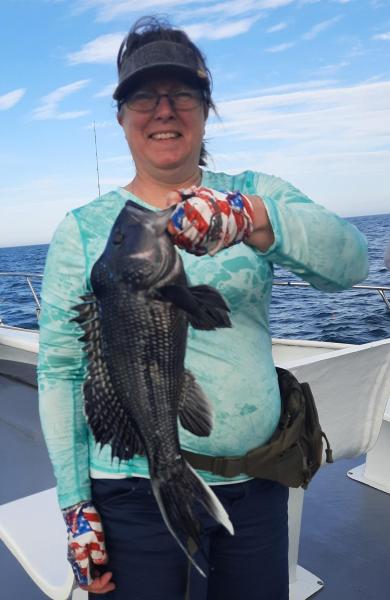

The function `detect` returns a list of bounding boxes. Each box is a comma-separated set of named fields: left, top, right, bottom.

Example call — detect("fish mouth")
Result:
left=143, top=243, right=181, bottom=291
left=152, top=245, right=181, bottom=287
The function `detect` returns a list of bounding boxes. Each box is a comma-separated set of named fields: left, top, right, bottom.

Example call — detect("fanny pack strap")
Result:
left=182, top=367, right=333, bottom=488
left=182, top=450, right=245, bottom=478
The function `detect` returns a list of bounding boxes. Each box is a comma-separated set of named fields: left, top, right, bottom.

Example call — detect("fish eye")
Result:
left=113, top=230, right=124, bottom=245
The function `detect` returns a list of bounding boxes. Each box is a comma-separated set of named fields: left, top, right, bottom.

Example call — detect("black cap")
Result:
left=113, top=40, right=209, bottom=101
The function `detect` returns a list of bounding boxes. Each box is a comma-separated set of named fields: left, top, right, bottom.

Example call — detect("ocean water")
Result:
left=270, top=213, right=390, bottom=344
left=0, top=214, right=389, bottom=342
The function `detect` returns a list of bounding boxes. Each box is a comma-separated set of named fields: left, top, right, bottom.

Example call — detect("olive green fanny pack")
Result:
left=182, top=367, right=333, bottom=489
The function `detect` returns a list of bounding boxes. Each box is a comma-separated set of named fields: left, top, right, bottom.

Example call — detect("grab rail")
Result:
left=1, top=273, right=389, bottom=328
left=0, top=272, right=43, bottom=325
left=273, top=281, right=390, bottom=311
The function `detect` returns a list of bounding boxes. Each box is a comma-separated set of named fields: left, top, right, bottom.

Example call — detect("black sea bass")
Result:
left=72, top=200, right=234, bottom=573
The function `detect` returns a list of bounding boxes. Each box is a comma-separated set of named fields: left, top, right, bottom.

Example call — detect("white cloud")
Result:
left=207, top=81, right=390, bottom=150
left=67, top=32, right=126, bottom=65
left=66, top=1, right=293, bottom=50
left=211, top=148, right=390, bottom=217
left=258, top=0, right=295, bottom=6
left=183, top=17, right=259, bottom=41
left=176, top=0, right=294, bottom=20
left=0, top=89, right=26, bottom=110
left=73, top=0, right=295, bottom=22
left=56, top=111, right=90, bottom=120
left=94, top=82, right=116, bottom=98
left=302, top=16, right=342, bottom=40
left=265, top=41, right=295, bottom=52
left=32, top=80, right=90, bottom=120
left=72, top=0, right=205, bottom=21
left=205, top=81, right=390, bottom=217
left=266, top=22, right=288, bottom=33
left=373, top=32, right=390, bottom=40
left=347, top=42, right=365, bottom=58
left=315, top=60, right=350, bottom=75
left=362, top=73, right=387, bottom=83
left=238, top=79, right=338, bottom=97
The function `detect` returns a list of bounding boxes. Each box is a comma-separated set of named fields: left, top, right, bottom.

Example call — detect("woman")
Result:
left=38, top=16, right=368, bottom=600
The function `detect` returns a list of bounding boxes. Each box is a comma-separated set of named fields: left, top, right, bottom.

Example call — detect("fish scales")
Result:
left=100, top=290, right=186, bottom=467
left=72, top=200, right=234, bottom=575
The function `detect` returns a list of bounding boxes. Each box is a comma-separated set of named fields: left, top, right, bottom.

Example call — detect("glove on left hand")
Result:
left=62, top=501, right=107, bottom=587
left=167, top=186, right=255, bottom=256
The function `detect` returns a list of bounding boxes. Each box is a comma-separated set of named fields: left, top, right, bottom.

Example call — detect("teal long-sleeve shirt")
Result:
left=38, top=170, right=368, bottom=509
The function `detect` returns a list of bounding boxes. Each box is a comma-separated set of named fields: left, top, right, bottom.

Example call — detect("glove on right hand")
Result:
left=62, top=501, right=107, bottom=587
left=167, top=186, right=255, bottom=256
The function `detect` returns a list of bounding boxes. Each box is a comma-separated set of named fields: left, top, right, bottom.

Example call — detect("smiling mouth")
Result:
left=149, top=132, right=182, bottom=140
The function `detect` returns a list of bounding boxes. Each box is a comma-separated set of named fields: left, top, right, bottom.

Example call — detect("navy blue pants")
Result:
left=89, top=477, right=289, bottom=600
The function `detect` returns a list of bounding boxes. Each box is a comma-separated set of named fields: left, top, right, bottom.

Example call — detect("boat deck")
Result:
left=1, top=362, right=389, bottom=600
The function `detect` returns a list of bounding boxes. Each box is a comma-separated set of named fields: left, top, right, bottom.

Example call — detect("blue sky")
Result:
left=1, top=0, right=390, bottom=247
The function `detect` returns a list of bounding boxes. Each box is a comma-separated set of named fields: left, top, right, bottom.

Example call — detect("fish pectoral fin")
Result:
left=158, top=283, right=200, bottom=312
left=187, top=284, right=232, bottom=330
left=159, top=284, right=231, bottom=331
left=179, top=370, right=213, bottom=437
left=188, top=284, right=230, bottom=311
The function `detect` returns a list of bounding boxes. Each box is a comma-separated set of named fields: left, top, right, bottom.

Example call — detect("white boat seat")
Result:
left=1, top=339, right=390, bottom=600
left=348, top=398, right=390, bottom=493
left=285, top=338, right=390, bottom=598
left=0, top=488, right=84, bottom=600
left=287, top=339, right=390, bottom=461
left=0, top=327, right=39, bottom=365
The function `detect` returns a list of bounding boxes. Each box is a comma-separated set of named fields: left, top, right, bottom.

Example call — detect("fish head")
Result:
left=92, top=200, right=181, bottom=293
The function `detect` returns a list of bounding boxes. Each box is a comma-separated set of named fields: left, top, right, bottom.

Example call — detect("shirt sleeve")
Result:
left=37, top=212, right=91, bottom=509
left=254, top=173, right=369, bottom=291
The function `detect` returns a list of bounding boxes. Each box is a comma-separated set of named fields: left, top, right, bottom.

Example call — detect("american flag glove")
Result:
left=62, top=501, right=107, bottom=587
left=167, top=186, right=255, bottom=256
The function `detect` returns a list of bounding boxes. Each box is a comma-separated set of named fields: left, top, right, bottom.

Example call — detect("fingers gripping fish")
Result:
left=71, top=200, right=234, bottom=575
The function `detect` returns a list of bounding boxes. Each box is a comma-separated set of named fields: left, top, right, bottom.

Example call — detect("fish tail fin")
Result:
left=150, top=460, right=234, bottom=576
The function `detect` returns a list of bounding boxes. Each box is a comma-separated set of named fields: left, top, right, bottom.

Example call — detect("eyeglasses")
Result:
left=123, top=89, right=204, bottom=112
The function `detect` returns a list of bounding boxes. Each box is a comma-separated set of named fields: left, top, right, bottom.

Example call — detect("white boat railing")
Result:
left=274, top=280, right=390, bottom=311
left=0, top=273, right=389, bottom=330
left=0, top=272, right=43, bottom=326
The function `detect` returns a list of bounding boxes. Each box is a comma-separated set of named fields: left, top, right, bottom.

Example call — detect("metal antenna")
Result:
left=93, top=121, right=101, bottom=197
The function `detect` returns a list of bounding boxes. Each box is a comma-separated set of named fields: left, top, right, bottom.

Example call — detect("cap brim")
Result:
left=114, top=65, right=207, bottom=101
left=113, top=40, right=209, bottom=102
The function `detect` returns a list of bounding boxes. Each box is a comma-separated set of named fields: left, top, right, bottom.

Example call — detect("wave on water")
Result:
left=1, top=214, right=390, bottom=343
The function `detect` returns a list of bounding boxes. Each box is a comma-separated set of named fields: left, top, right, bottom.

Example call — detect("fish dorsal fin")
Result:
left=159, top=283, right=231, bottom=331
left=71, top=294, right=144, bottom=461
left=178, top=370, right=213, bottom=437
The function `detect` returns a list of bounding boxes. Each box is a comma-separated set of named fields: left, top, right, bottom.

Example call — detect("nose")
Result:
left=154, top=94, right=175, bottom=119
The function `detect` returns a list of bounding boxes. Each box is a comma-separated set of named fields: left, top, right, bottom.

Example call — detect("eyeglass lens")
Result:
left=125, top=90, right=202, bottom=112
